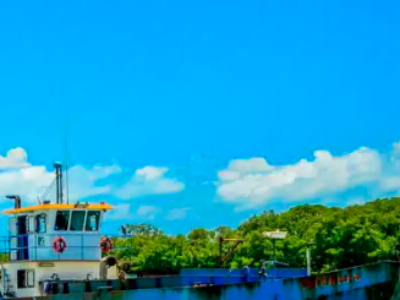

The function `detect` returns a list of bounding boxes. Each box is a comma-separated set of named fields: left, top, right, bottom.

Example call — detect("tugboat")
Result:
left=0, top=162, right=117, bottom=299
left=0, top=162, right=398, bottom=300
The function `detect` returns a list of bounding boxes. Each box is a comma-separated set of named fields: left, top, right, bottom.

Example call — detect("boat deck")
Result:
left=38, top=261, right=398, bottom=300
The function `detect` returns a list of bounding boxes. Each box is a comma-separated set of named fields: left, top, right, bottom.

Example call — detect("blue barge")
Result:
left=8, top=261, right=397, bottom=300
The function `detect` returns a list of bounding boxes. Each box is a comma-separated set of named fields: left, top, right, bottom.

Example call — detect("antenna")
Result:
left=65, top=117, right=70, bottom=204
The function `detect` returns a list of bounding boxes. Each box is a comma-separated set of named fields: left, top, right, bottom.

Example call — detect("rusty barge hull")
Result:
left=14, top=261, right=400, bottom=300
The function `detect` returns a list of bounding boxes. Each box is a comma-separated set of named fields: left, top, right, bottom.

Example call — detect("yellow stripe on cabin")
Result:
left=2, top=203, right=114, bottom=215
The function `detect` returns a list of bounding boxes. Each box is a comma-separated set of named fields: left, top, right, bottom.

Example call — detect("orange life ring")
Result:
left=53, top=236, right=67, bottom=253
left=100, top=237, right=112, bottom=253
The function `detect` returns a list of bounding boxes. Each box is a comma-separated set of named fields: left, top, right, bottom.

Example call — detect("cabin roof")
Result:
left=2, top=203, right=113, bottom=215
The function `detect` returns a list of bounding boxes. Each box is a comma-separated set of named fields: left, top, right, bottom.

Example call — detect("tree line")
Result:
left=112, top=197, right=400, bottom=275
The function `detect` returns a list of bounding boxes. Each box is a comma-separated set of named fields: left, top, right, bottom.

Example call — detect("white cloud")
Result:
left=216, top=143, right=400, bottom=210
left=379, top=176, right=400, bottom=192
left=135, top=166, right=167, bottom=181
left=115, top=166, right=185, bottom=199
left=137, top=205, right=159, bottom=219
left=393, top=141, right=400, bottom=153
left=166, top=207, right=190, bottom=220
left=0, top=147, right=30, bottom=169
left=0, top=148, right=185, bottom=206
left=0, top=160, right=122, bottom=204
left=66, top=164, right=122, bottom=201
left=0, top=165, right=54, bottom=202
left=106, top=203, right=131, bottom=220
left=106, top=205, right=160, bottom=220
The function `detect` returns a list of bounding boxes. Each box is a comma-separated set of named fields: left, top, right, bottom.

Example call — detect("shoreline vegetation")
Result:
left=113, top=197, right=400, bottom=275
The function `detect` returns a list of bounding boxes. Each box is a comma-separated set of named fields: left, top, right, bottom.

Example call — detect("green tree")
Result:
left=110, top=197, right=400, bottom=275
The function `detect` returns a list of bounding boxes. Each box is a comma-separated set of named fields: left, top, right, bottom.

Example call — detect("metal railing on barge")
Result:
left=0, top=233, right=133, bottom=262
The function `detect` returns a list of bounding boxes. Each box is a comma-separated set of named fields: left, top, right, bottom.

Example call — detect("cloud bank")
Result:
left=2, top=140, right=400, bottom=218
left=115, top=166, right=184, bottom=200
left=216, top=142, right=400, bottom=210
left=0, top=148, right=185, bottom=205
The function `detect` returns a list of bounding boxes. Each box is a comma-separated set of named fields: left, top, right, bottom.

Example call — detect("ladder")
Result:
left=0, top=265, right=15, bottom=298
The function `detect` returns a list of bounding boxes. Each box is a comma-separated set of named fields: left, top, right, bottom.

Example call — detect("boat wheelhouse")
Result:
left=0, top=163, right=115, bottom=298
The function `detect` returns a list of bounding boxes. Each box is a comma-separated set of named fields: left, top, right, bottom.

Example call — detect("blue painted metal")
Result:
left=0, top=234, right=134, bottom=262
left=34, top=261, right=399, bottom=300
left=112, top=262, right=396, bottom=299
left=179, top=267, right=308, bottom=279
left=0, top=233, right=102, bottom=261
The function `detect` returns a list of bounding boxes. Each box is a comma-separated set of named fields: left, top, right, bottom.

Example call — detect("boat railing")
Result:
left=0, top=233, right=133, bottom=262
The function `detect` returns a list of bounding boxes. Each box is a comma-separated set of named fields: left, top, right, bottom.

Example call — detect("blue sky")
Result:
left=0, top=0, right=400, bottom=234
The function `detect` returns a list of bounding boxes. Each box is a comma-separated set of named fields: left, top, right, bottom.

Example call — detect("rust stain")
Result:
left=329, top=274, right=337, bottom=285
left=299, top=271, right=362, bottom=290
left=300, top=277, right=316, bottom=289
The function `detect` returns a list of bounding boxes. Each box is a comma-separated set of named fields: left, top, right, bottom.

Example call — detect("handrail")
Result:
left=0, top=233, right=133, bottom=263
left=0, top=233, right=132, bottom=239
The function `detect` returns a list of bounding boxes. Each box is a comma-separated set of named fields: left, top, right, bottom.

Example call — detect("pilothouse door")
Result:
left=16, top=216, right=29, bottom=260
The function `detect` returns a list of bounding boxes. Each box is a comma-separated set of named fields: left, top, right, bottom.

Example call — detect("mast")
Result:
left=53, top=162, right=63, bottom=204
left=65, top=117, right=70, bottom=204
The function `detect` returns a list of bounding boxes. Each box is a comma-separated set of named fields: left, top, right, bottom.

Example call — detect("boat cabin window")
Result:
left=85, top=211, right=100, bottom=231
left=70, top=211, right=86, bottom=231
left=54, top=211, right=70, bottom=231
left=35, top=213, right=47, bottom=233
left=17, top=269, right=35, bottom=288
left=26, top=216, right=36, bottom=233
left=27, top=270, right=34, bottom=287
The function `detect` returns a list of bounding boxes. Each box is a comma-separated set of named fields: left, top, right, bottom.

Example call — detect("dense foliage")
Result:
left=111, top=197, right=400, bottom=275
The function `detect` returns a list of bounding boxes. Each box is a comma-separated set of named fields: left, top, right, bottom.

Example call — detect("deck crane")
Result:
left=219, top=237, right=244, bottom=267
